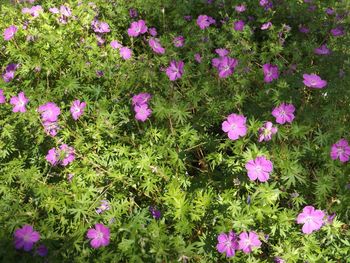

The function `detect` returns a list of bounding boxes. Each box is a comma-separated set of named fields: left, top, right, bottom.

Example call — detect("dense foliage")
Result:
left=0, top=0, right=350, bottom=262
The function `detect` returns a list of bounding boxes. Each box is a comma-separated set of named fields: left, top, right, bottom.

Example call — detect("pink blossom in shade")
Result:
left=233, top=20, right=245, bottom=31
left=148, top=38, right=165, bottom=54
left=173, top=36, right=185, bottom=47
left=326, top=8, right=335, bottom=15
left=59, top=144, right=75, bottom=166
left=194, top=53, right=202, bottom=63
left=215, top=48, right=229, bottom=57
left=13, top=225, right=40, bottom=251
left=261, top=22, right=272, bottom=30
left=119, top=47, right=132, bottom=60
left=87, top=224, right=110, bottom=249
left=196, top=15, right=215, bottom=30
left=222, top=113, right=247, bottom=141
left=166, top=60, right=184, bottom=81
left=91, top=20, right=110, bottom=34
left=148, top=27, right=157, bottom=36
left=245, top=156, right=273, bottom=182
left=127, top=20, right=148, bottom=37
left=96, top=200, right=110, bottom=214
left=303, top=74, right=327, bottom=89
left=263, top=64, right=279, bottom=83
left=330, top=27, right=345, bottom=37
left=96, top=35, right=105, bottom=46
left=43, top=121, right=60, bottom=137
left=235, top=4, right=246, bottom=13
left=2, top=63, right=18, bottom=82
left=297, top=206, right=325, bottom=234
left=134, top=104, right=152, bottom=122
left=299, top=26, right=310, bottom=34
left=38, top=102, right=61, bottom=122
left=0, top=89, right=6, bottom=104
left=70, top=100, right=86, bottom=120
left=216, top=231, right=239, bottom=258
left=217, top=57, right=238, bottom=78
left=10, top=92, right=29, bottom=113
left=36, top=244, right=48, bottom=257
left=314, top=44, right=331, bottom=55
left=132, top=93, right=151, bottom=106
left=330, top=139, right=350, bottom=163
left=258, top=121, right=278, bottom=142
left=110, top=40, right=122, bottom=49
left=238, top=231, right=262, bottom=254
left=272, top=103, right=295, bottom=124
left=3, top=25, right=18, bottom=41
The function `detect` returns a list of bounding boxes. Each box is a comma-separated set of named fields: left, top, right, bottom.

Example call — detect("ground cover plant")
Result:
left=0, top=0, right=350, bottom=262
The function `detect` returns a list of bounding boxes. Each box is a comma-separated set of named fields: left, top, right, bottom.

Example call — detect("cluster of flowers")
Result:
left=46, top=144, right=75, bottom=167
left=131, top=93, right=152, bottom=122
left=13, top=225, right=47, bottom=257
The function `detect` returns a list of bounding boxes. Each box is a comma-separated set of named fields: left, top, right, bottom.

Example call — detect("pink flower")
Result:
left=87, top=224, right=110, bottom=249
left=272, top=103, right=295, bottom=124
left=331, top=27, right=345, bottom=37
left=3, top=25, right=18, bottom=41
left=36, top=244, right=48, bottom=257
left=91, top=20, right=110, bottom=34
left=2, top=63, right=18, bottom=82
left=263, top=64, right=279, bottom=83
left=14, top=225, right=40, bottom=251
left=46, top=144, right=75, bottom=166
left=110, top=40, right=122, bottom=49
left=245, top=156, right=273, bottom=182
left=132, top=93, right=151, bottom=106
left=235, top=4, right=246, bottom=13
left=22, top=5, right=43, bottom=18
left=297, top=206, right=325, bottom=234
left=261, top=22, right=272, bottom=30
left=330, top=139, right=350, bottom=163
left=222, top=113, right=247, bottom=140
left=196, top=15, right=215, bottom=30
left=10, top=92, right=29, bottom=113
left=314, top=44, right=331, bottom=55
left=217, top=57, right=238, bottom=78
left=46, top=148, right=59, bottom=166
left=0, top=89, right=6, bottom=104
left=216, top=231, right=239, bottom=258
left=166, top=60, right=184, bottom=81
left=38, top=102, right=61, bottom=122
left=148, top=27, right=157, bottom=36
left=134, top=104, right=152, bottom=122
left=194, top=53, right=202, bottom=63
left=173, top=36, right=185, bottom=47
left=233, top=20, right=245, bottom=31
left=258, top=121, right=277, bottom=142
left=70, top=100, right=86, bottom=120
left=119, top=47, right=132, bottom=60
left=303, top=74, right=327, bottom=89
left=127, top=20, right=148, bottom=37
left=43, top=121, right=60, bottom=137
left=238, top=231, right=262, bottom=254
left=149, top=38, right=165, bottom=54
left=215, top=48, right=229, bottom=57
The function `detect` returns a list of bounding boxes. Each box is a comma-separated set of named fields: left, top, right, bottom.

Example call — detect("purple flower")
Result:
left=36, top=244, right=48, bottom=257
left=127, top=20, right=148, bottom=37
left=149, top=38, right=165, bottom=54
left=261, top=22, right=272, bottom=30
left=303, top=74, right=327, bottom=89
left=245, top=156, right=273, bottom=182
left=91, top=19, right=110, bottom=34
left=87, top=224, right=110, bottom=249
left=60, top=5, right=72, bottom=17
left=217, top=57, right=238, bottom=78
left=149, top=206, right=161, bottom=219
left=222, top=113, right=247, bottom=140
left=216, top=231, right=239, bottom=258
left=132, top=93, right=151, bottom=106
left=119, top=47, right=132, bottom=60
left=184, top=15, right=192, bottom=21
left=10, top=92, right=29, bottom=113
left=314, top=44, right=331, bottom=55
left=134, top=104, right=152, bottom=122
left=2, top=63, right=18, bottom=82
left=129, top=8, right=138, bottom=18
left=173, top=36, right=185, bottom=47
left=46, top=144, right=75, bottom=166
left=67, top=173, right=74, bottom=182
left=331, top=27, right=345, bottom=37
left=275, top=257, right=286, bottom=263
left=196, top=15, right=215, bottom=30
left=148, top=27, right=157, bottom=36
left=194, top=53, right=202, bottom=63
left=96, top=200, right=110, bottom=214
left=43, top=121, right=60, bottom=137
left=238, top=231, right=262, bottom=254
left=22, top=5, right=43, bottom=17
left=297, top=206, right=325, bottom=234
left=258, top=121, right=277, bottom=142
left=233, top=20, right=245, bottom=31
left=166, top=60, right=184, bottom=81
left=299, top=26, right=310, bottom=34
left=14, top=225, right=40, bottom=251
left=49, top=7, right=59, bottom=14
left=70, top=100, right=86, bottom=120
left=272, top=103, right=295, bottom=124
left=235, top=4, right=246, bottom=13
left=263, top=64, right=279, bottom=83
left=326, top=8, right=335, bottom=15
left=3, top=25, right=18, bottom=41
left=330, top=139, right=350, bottom=163
left=215, top=48, right=229, bottom=57
left=110, top=40, right=122, bottom=49
left=38, top=102, right=61, bottom=122
left=0, top=89, right=5, bottom=104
